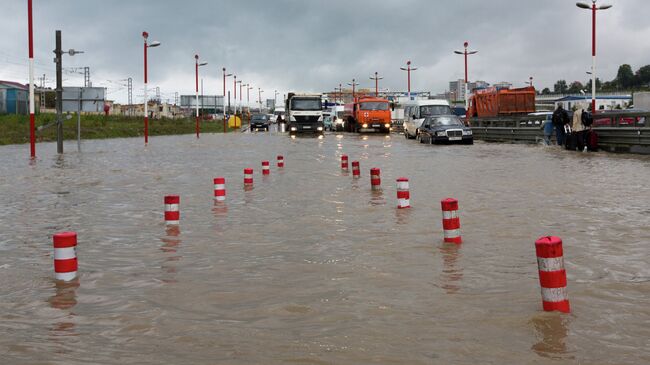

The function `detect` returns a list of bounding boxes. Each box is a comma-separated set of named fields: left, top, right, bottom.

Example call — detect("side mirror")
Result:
left=412, top=115, right=417, bottom=119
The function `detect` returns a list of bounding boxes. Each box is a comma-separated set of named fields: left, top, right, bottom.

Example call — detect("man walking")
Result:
left=552, top=104, right=569, bottom=146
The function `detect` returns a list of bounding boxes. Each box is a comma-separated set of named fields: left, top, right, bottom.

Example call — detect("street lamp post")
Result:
left=233, top=75, right=237, bottom=115
left=274, top=90, right=279, bottom=108
left=577, top=0, right=612, bottom=112
left=258, top=88, right=264, bottom=112
left=370, top=72, right=383, bottom=97
left=142, top=31, right=160, bottom=145
left=237, top=80, right=243, bottom=114
left=454, top=42, right=478, bottom=117
left=222, top=67, right=232, bottom=132
left=400, top=61, right=418, bottom=100
left=194, top=54, right=207, bottom=139
left=347, top=79, right=359, bottom=100
left=528, top=76, right=534, bottom=87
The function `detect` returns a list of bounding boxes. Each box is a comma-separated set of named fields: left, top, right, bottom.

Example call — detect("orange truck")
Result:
left=343, top=96, right=392, bottom=133
left=468, top=86, right=536, bottom=118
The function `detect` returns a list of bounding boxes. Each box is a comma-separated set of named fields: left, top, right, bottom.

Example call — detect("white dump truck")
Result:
left=285, top=93, right=324, bottom=135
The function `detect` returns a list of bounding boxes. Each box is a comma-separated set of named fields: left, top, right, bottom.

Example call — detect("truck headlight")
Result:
left=317, top=126, right=323, bottom=131
left=362, top=123, right=368, bottom=128
left=384, top=123, right=390, bottom=128
left=436, top=131, right=446, bottom=137
left=290, top=126, right=297, bottom=131
left=463, top=130, right=473, bottom=136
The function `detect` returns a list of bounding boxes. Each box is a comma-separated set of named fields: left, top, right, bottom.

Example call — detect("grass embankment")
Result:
left=0, top=114, right=230, bottom=145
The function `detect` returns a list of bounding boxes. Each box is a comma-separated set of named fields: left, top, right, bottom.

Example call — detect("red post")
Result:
left=407, top=61, right=411, bottom=95
left=195, top=55, right=200, bottom=139
left=592, top=3, right=596, bottom=113
left=233, top=75, right=237, bottom=100
left=53, top=232, right=78, bottom=281
left=441, top=198, right=462, bottom=244
left=535, top=236, right=570, bottom=313
left=28, top=0, right=36, bottom=158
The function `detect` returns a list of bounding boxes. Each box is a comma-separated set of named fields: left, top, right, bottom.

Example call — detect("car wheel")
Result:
left=419, top=135, right=426, bottom=144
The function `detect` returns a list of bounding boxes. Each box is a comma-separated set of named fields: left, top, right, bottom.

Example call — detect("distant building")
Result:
left=0, top=80, right=29, bottom=115
left=493, top=81, right=513, bottom=89
left=114, top=101, right=184, bottom=119
left=180, top=95, right=224, bottom=114
left=554, top=95, right=631, bottom=111
left=449, top=80, right=490, bottom=101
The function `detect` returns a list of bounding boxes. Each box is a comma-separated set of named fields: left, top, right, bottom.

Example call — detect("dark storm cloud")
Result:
left=1, top=0, right=648, bottom=103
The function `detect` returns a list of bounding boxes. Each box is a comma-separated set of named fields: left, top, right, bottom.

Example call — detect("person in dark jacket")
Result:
left=552, top=104, right=569, bottom=146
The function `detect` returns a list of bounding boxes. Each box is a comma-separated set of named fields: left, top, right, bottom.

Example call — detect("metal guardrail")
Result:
left=469, top=112, right=650, bottom=154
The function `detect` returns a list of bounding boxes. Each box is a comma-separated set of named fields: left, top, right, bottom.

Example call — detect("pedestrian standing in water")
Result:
left=552, top=104, right=569, bottom=146
left=572, top=105, right=586, bottom=151
left=541, top=115, right=554, bottom=145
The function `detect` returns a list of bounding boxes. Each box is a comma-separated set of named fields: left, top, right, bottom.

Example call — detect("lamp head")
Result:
left=576, top=2, right=591, bottom=9
left=149, top=41, right=161, bottom=48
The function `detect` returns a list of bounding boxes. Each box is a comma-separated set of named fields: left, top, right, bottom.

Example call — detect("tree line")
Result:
left=539, top=64, right=650, bottom=94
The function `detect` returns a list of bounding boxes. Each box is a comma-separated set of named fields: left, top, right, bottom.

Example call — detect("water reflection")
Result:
left=369, top=189, right=385, bottom=206
left=160, top=226, right=182, bottom=283
left=48, top=279, right=79, bottom=339
left=394, top=207, right=411, bottom=225
left=531, top=314, right=573, bottom=359
left=439, top=244, right=463, bottom=294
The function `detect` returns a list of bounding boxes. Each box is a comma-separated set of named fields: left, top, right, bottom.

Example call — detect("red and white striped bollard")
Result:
left=441, top=198, right=462, bottom=244
left=341, top=154, right=348, bottom=171
left=164, top=195, right=180, bottom=225
left=244, top=168, right=254, bottom=186
left=53, top=231, right=78, bottom=281
left=370, top=168, right=381, bottom=191
left=262, top=161, right=270, bottom=175
left=396, top=177, right=410, bottom=209
left=214, top=177, right=226, bottom=201
left=277, top=155, right=284, bottom=168
left=352, top=161, right=360, bottom=178
left=535, top=236, right=570, bottom=313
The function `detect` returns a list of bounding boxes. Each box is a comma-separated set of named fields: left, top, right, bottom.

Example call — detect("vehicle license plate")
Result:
left=302, top=125, right=311, bottom=129
left=372, top=124, right=380, bottom=127
left=449, top=137, right=462, bottom=141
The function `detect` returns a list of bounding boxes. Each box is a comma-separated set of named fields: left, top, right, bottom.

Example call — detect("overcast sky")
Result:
left=1, top=0, right=649, bottom=104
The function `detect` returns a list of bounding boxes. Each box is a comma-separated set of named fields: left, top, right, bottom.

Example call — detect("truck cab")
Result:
left=285, top=93, right=324, bottom=135
left=343, top=96, right=392, bottom=133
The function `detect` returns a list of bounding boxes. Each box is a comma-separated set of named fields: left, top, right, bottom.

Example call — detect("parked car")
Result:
left=250, top=114, right=270, bottom=131
left=592, top=109, right=647, bottom=126
left=418, top=115, right=473, bottom=145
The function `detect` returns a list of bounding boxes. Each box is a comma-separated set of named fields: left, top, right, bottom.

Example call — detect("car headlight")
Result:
left=436, top=131, right=447, bottom=137
left=462, top=130, right=473, bottom=136
left=317, top=126, right=323, bottom=131
left=290, top=126, right=297, bottom=131
left=362, top=123, right=368, bottom=128
left=290, top=115, right=296, bottom=122
left=384, top=123, right=390, bottom=128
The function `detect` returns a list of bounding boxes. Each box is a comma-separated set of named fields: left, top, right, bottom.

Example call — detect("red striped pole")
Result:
left=535, top=236, right=570, bottom=313
left=277, top=155, right=284, bottom=168
left=213, top=177, right=226, bottom=201
left=341, top=154, right=348, bottom=171
left=53, top=232, right=77, bottom=281
left=396, top=177, right=410, bottom=209
left=441, top=198, right=462, bottom=244
left=164, top=195, right=180, bottom=225
left=262, top=161, right=270, bottom=175
left=244, top=168, right=254, bottom=186
left=351, top=161, right=360, bottom=178
left=28, top=0, right=36, bottom=158
left=370, top=168, right=381, bottom=191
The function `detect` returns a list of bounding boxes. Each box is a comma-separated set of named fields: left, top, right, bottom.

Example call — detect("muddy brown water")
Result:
left=1, top=130, right=649, bottom=364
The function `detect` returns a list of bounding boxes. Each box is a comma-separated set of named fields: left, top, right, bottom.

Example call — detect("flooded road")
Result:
left=1, top=130, right=649, bottom=364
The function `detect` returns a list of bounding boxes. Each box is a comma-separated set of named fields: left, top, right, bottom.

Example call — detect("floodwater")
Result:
left=1, top=129, right=649, bottom=365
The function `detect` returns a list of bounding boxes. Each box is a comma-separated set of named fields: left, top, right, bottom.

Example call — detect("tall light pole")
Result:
left=246, top=84, right=252, bottom=105
left=274, top=90, right=279, bottom=108
left=258, top=88, right=264, bottom=112
left=233, top=75, right=237, bottom=114
left=400, top=61, right=418, bottom=100
left=237, top=80, right=243, bottom=114
left=454, top=42, right=478, bottom=117
left=222, top=67, right=232, bottom=132
left=142, top=32, right=160, bottom=145
left=194, top=54, right=207, bottom=139
left=528, top=76, right=533, bottom=87
left=27, top=0, right=36, bottom=159
left=577, top=0, right=612, bottom=112
left=347, top=79, right=359, bottom=100
left=370, top=72, right=383, bottom=97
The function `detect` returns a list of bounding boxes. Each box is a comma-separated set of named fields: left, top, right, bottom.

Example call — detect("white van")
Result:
left=402, top=99, right=453, bottom=139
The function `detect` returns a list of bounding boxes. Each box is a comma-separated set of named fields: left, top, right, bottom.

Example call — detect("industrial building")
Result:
left=0, top=80, right=29, bottom=115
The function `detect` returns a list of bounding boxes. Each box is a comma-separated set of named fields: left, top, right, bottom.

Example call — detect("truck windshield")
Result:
left=291, top=98, right=322, bottom=111
left=360, top=102, right=389, bottom=111
left=420, top=105, right=452, bottom=117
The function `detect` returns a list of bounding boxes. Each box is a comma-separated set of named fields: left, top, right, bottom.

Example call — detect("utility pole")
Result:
left=54, top=30, right=63, bottom=154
